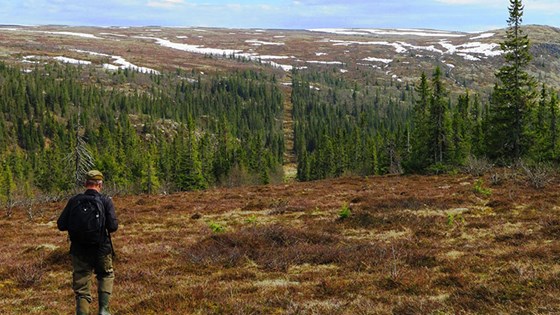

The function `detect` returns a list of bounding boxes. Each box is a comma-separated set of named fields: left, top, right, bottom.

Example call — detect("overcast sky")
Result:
left=0, top=0, right=558, bottom=32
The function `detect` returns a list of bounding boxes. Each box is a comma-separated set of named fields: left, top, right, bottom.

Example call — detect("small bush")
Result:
left=208, top=221, right=226, bottom=233
left=338, top=203, right=351, bottom=220
left=464, top=155, right=493, bottom=176
left=520, top=161, right=554, bottom=189
left=12, top=261, right=45, bottom=288
left=473, top=179, right=491, bottom=197
left=245, top=215, right=257, bottom=224
left=447, top=212, right=466, bottom=227
left=427, top=162, right=454, bottom=175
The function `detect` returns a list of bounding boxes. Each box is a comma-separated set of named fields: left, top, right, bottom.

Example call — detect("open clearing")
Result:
left=1, top=173, right=560, bottom=314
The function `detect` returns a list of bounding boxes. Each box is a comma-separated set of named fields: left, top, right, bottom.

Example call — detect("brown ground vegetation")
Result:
left=1, top=173, right=560, bottom=314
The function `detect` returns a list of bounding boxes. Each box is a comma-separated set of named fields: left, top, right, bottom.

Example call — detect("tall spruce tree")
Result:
left=429, top=67, right=449, bottom=165
left=406, top=72, right=431, bottom=171
left=549, top=91, right=559, bottom=157
left=488, top=0, right=536, bottom=161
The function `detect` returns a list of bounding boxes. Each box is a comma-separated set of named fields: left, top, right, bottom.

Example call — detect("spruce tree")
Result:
left=488, top=0, right=536, bottom=161
left=549, top=91, right=559, bottom=157
left=429, top=67, right=449, bottom=165
left=406, top=72, right=431, bottom=171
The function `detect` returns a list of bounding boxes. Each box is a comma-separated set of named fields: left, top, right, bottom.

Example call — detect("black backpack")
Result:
left=68, top=194, right=106, bottom=245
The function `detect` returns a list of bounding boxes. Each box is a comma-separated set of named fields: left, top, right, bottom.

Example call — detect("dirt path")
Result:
left=281, top=80, right=297, bottom=181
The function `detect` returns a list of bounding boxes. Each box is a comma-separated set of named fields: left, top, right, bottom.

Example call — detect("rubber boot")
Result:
left=76, top=297, right=90, bottom=315
left=98, top=292, right=111, bottom=315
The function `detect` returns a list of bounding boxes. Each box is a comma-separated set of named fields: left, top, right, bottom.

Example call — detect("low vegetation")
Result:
left=1, top=173, right=560, bottom=314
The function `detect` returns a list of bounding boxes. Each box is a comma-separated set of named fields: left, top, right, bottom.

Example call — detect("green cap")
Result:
left=86, top=170, right=104, bottom=180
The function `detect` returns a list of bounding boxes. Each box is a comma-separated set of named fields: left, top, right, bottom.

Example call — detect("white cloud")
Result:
left=435, top=0, right=501, bottom=5
left=526, top=0, right=560, bottom=11
left=436, top=0, right=560, bottom=11
left=147, top=0, right=184, bottom=9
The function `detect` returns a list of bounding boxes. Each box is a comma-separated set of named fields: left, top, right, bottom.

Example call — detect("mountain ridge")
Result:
left=1, top=24, right=559, bottom=94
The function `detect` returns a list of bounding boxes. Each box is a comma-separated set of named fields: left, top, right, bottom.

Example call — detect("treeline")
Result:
left=0, top=62, right=284, bottom=204
left=292, top=70, right=413, bottom=180
left=294, top=0, right=560, bottom=181
left=293, top=64, right=559, bottom=181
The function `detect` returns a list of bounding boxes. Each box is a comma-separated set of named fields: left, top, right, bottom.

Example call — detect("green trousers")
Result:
left=72, top=254, right=114, bottom=303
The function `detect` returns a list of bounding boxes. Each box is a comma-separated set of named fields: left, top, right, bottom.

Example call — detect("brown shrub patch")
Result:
left=184, top=224, right=399, bottom=272
left=184, top=224, right=340, bottom=271
left=43, top=247, right=72, bottom=271
left=540, top=217, right=560, bottom=239
left=495, top=232, right=533, bottom=246
left=10, top=260, right=46, bottom=288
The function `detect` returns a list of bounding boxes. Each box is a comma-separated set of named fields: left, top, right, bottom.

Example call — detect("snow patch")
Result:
left=399, top=42, right=444, bottom=54
left=100, top=33, right=127, bottom=37
left=307, top=60, right=344, bottom=65
left=245, top=39, right=285, bottom=46
left=136, top=36, right=295, bottom=72
left=110, top=56, right=159, bottom=74
left=362, top=57, right=393, bottom=64
left=39, top=31, right=101, bottom=39
left=330, top=40, right=408, bottom=54
left=439, top=40, right=501, bottom=58
left=257, top=55, right=291, bottom=60
left=309, top=28, right=465, bottom=38
left=457, top=53, right=481, bottom=61
left=470, top=33, right=494, bottom=40
left=136, top=36, right=243, bottom=56
left=53, top=56, right=92, bottom=65
left=71, top=49, right=159, bottom=74
left=22, top=55, right=41, bottom=64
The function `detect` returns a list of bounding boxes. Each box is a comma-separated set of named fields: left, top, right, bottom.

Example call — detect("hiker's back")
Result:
left=56, top=170, right=119, bottom=315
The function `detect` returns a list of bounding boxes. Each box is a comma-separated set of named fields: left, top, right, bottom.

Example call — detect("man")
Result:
left=57, top=170, right=118, bottom=315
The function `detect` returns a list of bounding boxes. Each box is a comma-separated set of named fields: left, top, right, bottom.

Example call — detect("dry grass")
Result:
left=2, top=173, right=560, bottom=314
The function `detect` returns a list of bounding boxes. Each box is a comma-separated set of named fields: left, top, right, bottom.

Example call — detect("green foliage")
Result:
left=0, top=62, right=284, bottom=195
left=473, top=179, right=492, bottom=197
left=245, top=215, right=257, bottom=224
left=447, top=212, right=466, bottom=227
left=208, top=221, right=226, bottom=233
left=338, top=202, right=351, bottom=220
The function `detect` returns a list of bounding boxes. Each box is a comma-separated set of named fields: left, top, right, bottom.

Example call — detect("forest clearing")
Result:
left=1, top=171, right=560, bottom=314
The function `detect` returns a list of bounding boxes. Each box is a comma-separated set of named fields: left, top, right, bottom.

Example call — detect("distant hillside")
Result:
left=0, top=24, right=559, bottom=92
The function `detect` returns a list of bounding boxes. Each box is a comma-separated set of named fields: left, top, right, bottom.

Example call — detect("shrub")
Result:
left=473, top=179, right=491, bottom=197
left=338, top=202, right=351, bottom=220
left=245, top=215, right=257, bottom=224
left=447, top=212, right=466, bottom=227
left=12, top=261, right=45, bottom=288
left=519, top=161, right=554, bottom=189
left=427, top=162, right=454, bottom=175
left=208, top=221, right=226, bottom=233
left=184, top=224, right=398, bottom=272
left=464, top=155, right=493, bottom=176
